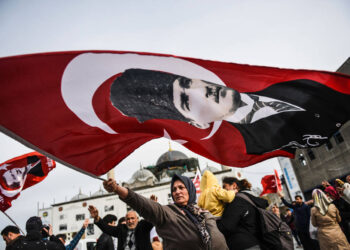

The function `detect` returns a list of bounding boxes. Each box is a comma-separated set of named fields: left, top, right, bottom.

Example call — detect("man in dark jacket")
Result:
left=1, top=225, right=24, bottom=249
left=9, top=216, right=65, bottom=250
left=96, top=214, right=117, bottom=250
left=88, top=207, right=153, bottom=250
left=218, top=177, right=269, bottom=250
left=278, top=192, right=319, bottom=250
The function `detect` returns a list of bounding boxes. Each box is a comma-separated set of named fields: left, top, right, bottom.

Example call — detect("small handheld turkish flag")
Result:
left=193, top=168, right=202, bottom=195
left=0, top=152, right=55, bottom=211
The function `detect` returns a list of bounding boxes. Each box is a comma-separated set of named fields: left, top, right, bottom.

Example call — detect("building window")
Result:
left=104, top=205, right=114, bottom=212
left=87, top=224, right=94, bottom=235
left=325, top=141, right=333, bottom=150
left=59, top=214, right=66, bottom=220
left=307, top=149, right=315, bottom=160
left=298, top=153, right=307, bottom=166
left=334, top=131, right=344, bottom=144
left=59, top=224, right=67, bottom=231
left=167, top=193, right=173, bottom=204
left=76, top=214, right=85, bottom=221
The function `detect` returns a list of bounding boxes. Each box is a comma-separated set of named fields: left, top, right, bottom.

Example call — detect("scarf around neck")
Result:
left=171, top=174, right=211, bottom=246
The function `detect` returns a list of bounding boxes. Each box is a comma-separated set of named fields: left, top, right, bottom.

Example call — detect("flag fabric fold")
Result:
left=0, top=152, right=55, bottom=211
left=1, top=51, right=350, bottom=176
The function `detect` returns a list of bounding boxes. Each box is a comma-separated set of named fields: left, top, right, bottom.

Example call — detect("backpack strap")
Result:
left=236, top=192, right=257, bottom=208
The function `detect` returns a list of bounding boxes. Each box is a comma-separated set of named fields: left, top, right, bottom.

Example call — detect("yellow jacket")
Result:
left=198, top=170, right=235, bottom=217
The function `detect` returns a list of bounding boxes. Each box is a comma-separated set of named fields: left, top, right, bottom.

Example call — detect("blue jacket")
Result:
left=65, top=227, right=85, bottom=250
left=281, top=198, right=310, bottom=232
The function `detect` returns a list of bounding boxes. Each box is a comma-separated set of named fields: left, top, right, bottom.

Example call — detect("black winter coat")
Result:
left=7, top=231, right=65, bottom=250
left=96, top=232, right=115, bottom=250
left=95, top=219, right=153, bottom=250
left=217, top=190, right=268, bottom=250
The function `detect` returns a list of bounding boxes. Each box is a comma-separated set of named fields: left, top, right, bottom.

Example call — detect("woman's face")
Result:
left=223, top=182, right=238, bottom=193
left=172, top=180, right=189, bottom=206
left=272, top=205, right=280, bottom=215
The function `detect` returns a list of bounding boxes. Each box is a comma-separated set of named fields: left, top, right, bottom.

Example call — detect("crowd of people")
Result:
left=2, top=173, right=350, bottom=250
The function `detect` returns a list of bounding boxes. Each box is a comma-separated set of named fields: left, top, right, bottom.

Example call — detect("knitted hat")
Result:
left=25, top=216, right=43, bottom=232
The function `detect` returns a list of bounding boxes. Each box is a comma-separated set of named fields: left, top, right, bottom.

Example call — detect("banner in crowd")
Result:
left=193, top=168, right=202, bottom=195
left=260, top=170, right=282, bottom=196
left=0, top=152, right=56, bottom=211
left=1, top=51, right=350, bottom=176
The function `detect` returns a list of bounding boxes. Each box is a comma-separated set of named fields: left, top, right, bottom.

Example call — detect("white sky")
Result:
left=0, top=0, right=349, bottom=241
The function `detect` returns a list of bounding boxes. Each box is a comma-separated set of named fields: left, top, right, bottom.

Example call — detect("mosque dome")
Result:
left=156, top=150, right=188, bottom=165
left=182, top=171, right=195, bottom=178
left=201, top=165, right=220, bottom=174
left=91, top=186, right=107, bottom=197
left=130, top=169, right=157, bottom=183
left=70, top=189, right=89, bottom=201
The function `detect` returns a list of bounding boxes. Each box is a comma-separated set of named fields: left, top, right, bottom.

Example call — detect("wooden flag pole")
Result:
left=2, top=210, right=25, bottom=235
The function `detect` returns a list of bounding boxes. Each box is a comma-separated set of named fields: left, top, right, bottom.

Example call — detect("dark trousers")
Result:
left=340, top=220, right=350, bottom=243
left=297, top=231, right=320, bottom=250
left=292, top=229, right=302, bottom=246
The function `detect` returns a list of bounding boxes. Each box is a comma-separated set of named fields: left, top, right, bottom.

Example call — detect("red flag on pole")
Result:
left=260, top=175, right=277, bottom=196
left=260, top=170, right=282, bottom=196
left=1, top=51, right=350, bottom=176
left=0, top=152, right=55, bottom=211
left=274, top=169, right=282, bottom=192
left=193, top=168, right=202, bottom=194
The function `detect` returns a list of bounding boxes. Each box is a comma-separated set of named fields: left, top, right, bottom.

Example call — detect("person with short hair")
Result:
left=278, top=191, right=319, bottom=250
left=218, top=177, right=268, bottom=250
left=1, top=225, right=23, bottom=249
left=57, top=218, right=89, bottom=250
left=88, top=207, right=153, bottom=250
left=311, top=189, right=350, bottom=250
left=95, top=214, right=117, bottom=250
left=118, top=217, right=126, bottom=225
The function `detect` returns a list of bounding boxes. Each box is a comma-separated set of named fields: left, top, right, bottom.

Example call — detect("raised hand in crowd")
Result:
left=103, top=178, right=128, bottom=199
left=277, top=190, right=284, bottom=198
left=82, top=218, right=89, bottom=229
left=103, top=178, right=118, bottom=193
left=150, top=194, right=158, bottom=202
left=42, top=224, right=53, bottom=237
left=88, top=205, right=100, bottom=221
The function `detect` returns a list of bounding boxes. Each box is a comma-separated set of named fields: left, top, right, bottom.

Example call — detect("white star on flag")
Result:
left=163, top=129, right=187, bottom=145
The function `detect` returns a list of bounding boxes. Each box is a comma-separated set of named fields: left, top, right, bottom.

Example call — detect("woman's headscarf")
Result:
left=312, top=189, right=332, bottom=216
left=170, top=174, right=211, bottom=246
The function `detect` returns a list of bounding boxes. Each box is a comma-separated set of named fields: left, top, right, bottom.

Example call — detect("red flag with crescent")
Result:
left=0, top=152, right=55, bottom=211
left=1, top=51, right=350, bottom=176
left=260, top=170, right=282, bottom=196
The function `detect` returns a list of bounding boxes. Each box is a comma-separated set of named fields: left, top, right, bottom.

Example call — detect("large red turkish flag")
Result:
left=1, top=51, right=350, bottom=176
